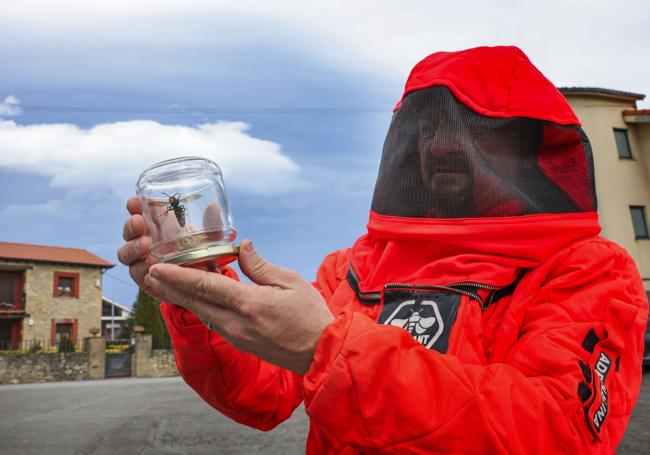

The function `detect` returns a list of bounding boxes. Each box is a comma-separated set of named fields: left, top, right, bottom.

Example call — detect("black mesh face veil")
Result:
left=371, top=87, right=597, bottom=218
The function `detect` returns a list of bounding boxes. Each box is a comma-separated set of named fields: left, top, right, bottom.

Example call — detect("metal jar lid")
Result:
left=162, top=244, right=239, bottom=268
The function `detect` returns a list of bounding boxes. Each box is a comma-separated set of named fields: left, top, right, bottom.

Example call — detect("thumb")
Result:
left=238, top=239, right=300, bottom=287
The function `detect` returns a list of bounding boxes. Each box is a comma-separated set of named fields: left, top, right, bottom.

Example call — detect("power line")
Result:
left=104, top=272, right=134, bottom=287
left=21, top=105, right=388, bottom=115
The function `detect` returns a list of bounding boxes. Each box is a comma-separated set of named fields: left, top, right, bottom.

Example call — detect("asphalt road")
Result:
left=0, top=377, right=309, bottom=455
left=0, top=372, right=648, bottom=454
left=619, top=369, right=650, bottom=454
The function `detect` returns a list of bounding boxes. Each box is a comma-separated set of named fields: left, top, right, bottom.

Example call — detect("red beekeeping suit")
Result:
left=160, top=46, right=649, bottom=454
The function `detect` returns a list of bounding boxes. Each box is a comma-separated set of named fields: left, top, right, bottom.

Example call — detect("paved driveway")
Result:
left=0, top=372, right=648, bottom=454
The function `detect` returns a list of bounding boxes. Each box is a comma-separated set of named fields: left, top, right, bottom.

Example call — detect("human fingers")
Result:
left=156, top=206, right=186, bottom=238
left=202, top=203, right=223, bottom=230
left=122, top=214, right=148, bottom=241
left=187, top=261, right=224, bottom=274
left=203, top=203, right=225, bottom=242
left=148, top=263, right=251, bottom=312
left=128, top=254, right=158, bottom=288
left=145, top=272, right=261, bottom=351
left=126, top=196, right=143, bottom=215
left=117, top=236, right=152, bottom=266
left=144, top=273, right=236, bottom=324
left=237, top=240, right=302, bottom=288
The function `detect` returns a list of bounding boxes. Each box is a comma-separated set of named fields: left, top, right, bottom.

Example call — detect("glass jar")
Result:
left=136, top=156, right=238, bottom=268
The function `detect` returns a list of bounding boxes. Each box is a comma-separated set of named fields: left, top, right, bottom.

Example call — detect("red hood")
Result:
left=352, top=46, right=600, bottom=292
left=394, top=46, right=579, bottom=126
left=351, top=211, right=600, bottom=292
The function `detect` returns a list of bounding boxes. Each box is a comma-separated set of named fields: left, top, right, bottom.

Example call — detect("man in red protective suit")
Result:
left=118, top=46, right=649, bottom=454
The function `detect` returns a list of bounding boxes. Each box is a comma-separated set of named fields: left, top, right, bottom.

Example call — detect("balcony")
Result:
left=0, top=270, right=25, bottom=313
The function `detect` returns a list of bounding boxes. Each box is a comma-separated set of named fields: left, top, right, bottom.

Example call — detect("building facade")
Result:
left=561, top=87, right=650, bottom=292
left=101, top=297, right=132, bottom=340
left=0, top=242, right=113, bottom=349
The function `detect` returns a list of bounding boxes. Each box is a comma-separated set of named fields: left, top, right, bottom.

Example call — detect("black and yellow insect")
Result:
left=148, top=192, right=201, bottom=228
left=147, top=192, right=201, bottom=227
left=162, top=192, right=187, bottom=227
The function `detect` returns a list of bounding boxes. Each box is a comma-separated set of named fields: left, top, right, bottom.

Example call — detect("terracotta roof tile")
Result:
left=623, top=108, right=650, bottom=116
left=0, top=241, right=113, bottom=268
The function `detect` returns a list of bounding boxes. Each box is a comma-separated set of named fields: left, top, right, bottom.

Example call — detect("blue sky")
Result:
left=1, top=0, right=648, bottom=307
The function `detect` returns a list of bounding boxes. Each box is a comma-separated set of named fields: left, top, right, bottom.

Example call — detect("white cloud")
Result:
left=0, top=96, right=22, bottom=117
left=0, top=119, right=300, bottom=197
left=0, top=199, right=63, bottom=217
left=1, top=1, right=648, bottom=102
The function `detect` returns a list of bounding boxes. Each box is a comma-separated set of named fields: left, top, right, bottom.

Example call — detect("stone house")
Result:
left=0, top=241, right=113, bottom=349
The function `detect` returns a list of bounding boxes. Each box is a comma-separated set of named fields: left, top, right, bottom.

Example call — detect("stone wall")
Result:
left=148, top=349, right=178, bottom=377
left=0, top=335, right=178, bottom=384
left=0, top=352, right=88, bottom=384
left=133, top=333, right=178, bottom=378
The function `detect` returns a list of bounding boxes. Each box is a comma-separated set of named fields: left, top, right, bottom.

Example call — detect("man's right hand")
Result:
left=117, top=196, right=159, bottom=297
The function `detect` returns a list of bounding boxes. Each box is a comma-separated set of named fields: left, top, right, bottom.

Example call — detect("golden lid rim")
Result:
left=161, top=244, right=239, bottom=266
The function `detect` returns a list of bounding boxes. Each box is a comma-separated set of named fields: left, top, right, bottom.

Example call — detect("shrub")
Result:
left=133, top=289, right=170, bottom=349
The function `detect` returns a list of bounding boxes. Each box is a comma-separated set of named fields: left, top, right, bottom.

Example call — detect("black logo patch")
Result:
left=378, top=290, right=461, bottom=353
left=590, top=351, right=612, bottom=433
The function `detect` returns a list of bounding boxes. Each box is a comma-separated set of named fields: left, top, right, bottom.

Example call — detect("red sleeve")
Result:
left=160, top=266, right=302, bottom=431
left=302, top=240, right=649, bottom=453
left=161, top=251, right=350, bottom=431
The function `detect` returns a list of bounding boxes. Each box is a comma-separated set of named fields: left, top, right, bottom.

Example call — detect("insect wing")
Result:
left=178, top=194, right=201, bottom=204
left=147, top=199, right=170, bottom=207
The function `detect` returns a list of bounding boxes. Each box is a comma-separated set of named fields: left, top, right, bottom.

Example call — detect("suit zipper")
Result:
left=348, top=266, right=382, bottom=302
left=349, top=265, right=501, bottom=309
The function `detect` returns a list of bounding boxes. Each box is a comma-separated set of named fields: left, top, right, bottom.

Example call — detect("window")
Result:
left=102, top=301, right=112, bottom=316
left=102, top=301, right=123, bottom=317
left=0, top=275, right=16, bottom=307
left=55, top=323, right=72, bottom=344
left=0, top=272, right=23, bottom=310
left=630, top=206, right=649, bottom=239
left=50, top=319, right=77, bottom=345
left=0, top=320, right=13, bottom=349
left=53, top=272, right=79, bottom=298
left=0, top=319, right=20, bottom=350
left=614, top=128, right=633, bottom=159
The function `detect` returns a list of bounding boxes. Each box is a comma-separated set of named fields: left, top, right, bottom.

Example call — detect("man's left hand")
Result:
left=144, top=240, right=335, bottom=375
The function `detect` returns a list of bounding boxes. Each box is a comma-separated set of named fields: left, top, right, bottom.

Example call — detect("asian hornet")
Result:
left=162, top=192, right=187, bottom=227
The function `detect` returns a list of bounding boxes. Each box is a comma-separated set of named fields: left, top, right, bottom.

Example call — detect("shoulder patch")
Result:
left=586, top=350, right=613, bottom=437
left=378, top=290, right=461, bottom=353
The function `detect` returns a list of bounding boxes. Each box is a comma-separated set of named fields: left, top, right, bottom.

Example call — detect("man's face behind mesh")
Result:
left=417, top=113, right=544, bottom=216
left=370, top=86, right=595, bottom=218
left=417, top=109, right=474, bottom=217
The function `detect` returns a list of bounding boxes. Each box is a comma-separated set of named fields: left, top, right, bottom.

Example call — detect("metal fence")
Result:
left=0, top=338, right=85, bottom=354
left=0, top=335, right=173, bottom=355
left=152, top=335, right=173, bottom=351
